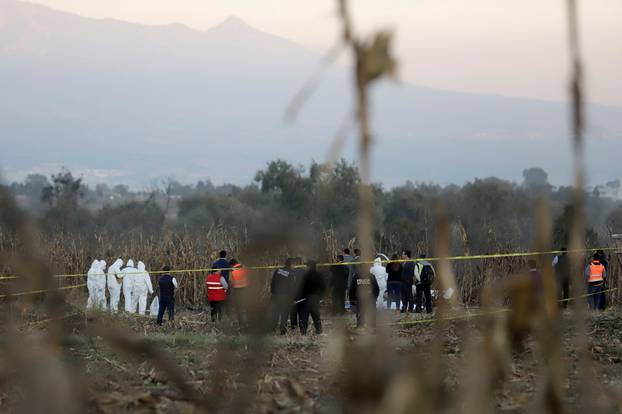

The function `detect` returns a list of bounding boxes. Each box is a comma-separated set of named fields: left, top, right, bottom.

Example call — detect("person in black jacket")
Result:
left=400, top=249, right=415, bottom=313
left=553, top=248, right=570, bottom=308
left=414, top=255, right=435, bottom=314
left=271, top=258, right=294, bottom=334
left=330, top=255, right=349, bottom=315
left=386, top=254, right=402, bottom=310
left=299, top=260, right=326, bottom=335
left=349, top=268, right=379, bottom=328
left=157, top=265, right=178, bottom=325
left=289, top=257, right=306, bottom=330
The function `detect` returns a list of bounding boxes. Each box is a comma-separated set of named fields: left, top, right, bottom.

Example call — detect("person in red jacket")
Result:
left=206, top=272, right=229, bottom=322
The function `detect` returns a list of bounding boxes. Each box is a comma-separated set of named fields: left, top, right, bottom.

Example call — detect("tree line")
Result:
left=5, top=160, right=622, bottom=257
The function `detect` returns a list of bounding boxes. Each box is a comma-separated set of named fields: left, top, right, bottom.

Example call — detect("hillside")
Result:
left=1, top=0, right=621, bottom=186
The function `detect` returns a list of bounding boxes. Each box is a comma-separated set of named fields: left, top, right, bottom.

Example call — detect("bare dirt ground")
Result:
left=3, top=297, right=622, bottom=413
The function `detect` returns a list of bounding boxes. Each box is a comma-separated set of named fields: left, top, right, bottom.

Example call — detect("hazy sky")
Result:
left=24, top=0, right=622, bottom=106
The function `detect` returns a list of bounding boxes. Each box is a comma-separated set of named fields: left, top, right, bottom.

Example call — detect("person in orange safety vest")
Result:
left=584, top=254, right=607, bottom=310
left=230, top=259, right=249, bottom=288
left=229, top=259, right=250, bottom=326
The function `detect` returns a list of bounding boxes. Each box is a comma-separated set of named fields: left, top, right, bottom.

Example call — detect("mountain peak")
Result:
left=209, top=15, right=253, bottom=33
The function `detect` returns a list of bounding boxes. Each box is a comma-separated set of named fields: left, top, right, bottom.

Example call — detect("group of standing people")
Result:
left=270, top=258, right=327, bottom=335
left=329, top=249, right=436, bottom=318
left=86, top=258, right=180, bottom=325
left=266, top=248, right=438, bottom=332
left=204, top=251, right=250, bottom=323
left=86, top=258, right=156, bottom=315
left=85, top=246, right=610, bottom=335
left=85, top=258, right=187, bottom=326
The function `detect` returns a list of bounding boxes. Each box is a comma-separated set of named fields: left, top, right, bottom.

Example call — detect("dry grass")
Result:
left=0, top=1, right=619, bottom=412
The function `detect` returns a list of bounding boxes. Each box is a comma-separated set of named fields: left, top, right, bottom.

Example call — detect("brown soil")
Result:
left=3, top=301, right=622, bottom=413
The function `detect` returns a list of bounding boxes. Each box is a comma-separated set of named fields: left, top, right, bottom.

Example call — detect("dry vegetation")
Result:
left=4, top=299, right=622, bottom=413
left=1, top=0, right=620, bottom=413
left=2, top=230, right=620, bottom=307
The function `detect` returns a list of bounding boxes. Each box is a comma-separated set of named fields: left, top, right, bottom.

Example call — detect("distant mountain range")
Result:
left=1, top=0, right=621, bottom=187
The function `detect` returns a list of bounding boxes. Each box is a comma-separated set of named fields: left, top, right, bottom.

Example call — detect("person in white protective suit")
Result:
left=95, top=260, right=108, bottom=309
left=370, top=257, right=388, bottom=309
left=86, top=259, right=100, bottom=310
left=87, top=260, right=107, bottom=310
left=107, top=259, right=124, bottom=312
left=133, top=261, right=154, bottom=314
left=122, top=259, right=137, bottom=312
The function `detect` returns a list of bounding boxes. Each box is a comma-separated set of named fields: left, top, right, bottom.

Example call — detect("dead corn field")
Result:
left=2, top=230, right=622, bottom=307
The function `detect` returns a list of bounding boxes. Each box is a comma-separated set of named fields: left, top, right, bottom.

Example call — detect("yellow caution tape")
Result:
left=0, top=247, right=615, bottom=281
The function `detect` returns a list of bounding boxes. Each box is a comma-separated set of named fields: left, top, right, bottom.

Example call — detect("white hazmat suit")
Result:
left=121, top=259, right=137, bottom=312
left=86, top=260, right=107, bottom=310
left=86, top=260, right=99, bottom=310
left=370, top=257, right=388, bottom=309
left=133, top=261, right=154, bottom=315
left=96, top=260, right=108, bottom=309
left=107, top=259, right=124, bottom=312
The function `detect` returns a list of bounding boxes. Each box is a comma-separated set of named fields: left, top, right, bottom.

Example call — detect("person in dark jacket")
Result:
left=157, top=265, right=178, bottom=325
left=271, top=258, right=294, bottom=334
left=212, top=250, right=232, bottom=283
left=330, top=255, right=349, bottom=315
left=299, top=261, right=326, bottom=335
left=400, top=250, right=415, bottom=313
left=553, top=247, right=570, bottom=308
left=343, top=248, right=356, bottom=296
left=414, top=255, right=435, bottom=313
left=349, top=268, right=379, bottom=328
left=386, top=254, right=402, bottom=310
left=290, top=257, right=306, bottom=330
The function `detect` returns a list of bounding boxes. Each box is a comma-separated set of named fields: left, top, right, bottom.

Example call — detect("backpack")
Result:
left=419, top=263, right=435, bottom=285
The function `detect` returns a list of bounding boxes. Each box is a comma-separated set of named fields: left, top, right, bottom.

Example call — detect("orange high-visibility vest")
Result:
left=206, top=273, right=227, bottom=301
left=588, top=261, right=605, bottom=284
left=231, top=264, right=249, bottom=288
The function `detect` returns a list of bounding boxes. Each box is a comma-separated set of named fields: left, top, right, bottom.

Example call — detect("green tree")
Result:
left=553, top=204, right=599, bottom=248
left=97, top=197, right=165, bottom=237
left=40, top=169, right=93, bottom=233
left=41, top=169, right=84, bottom=209
left=255, top=160, right=311, bottom=216
left=522, top=167, right=552, bottom=195
left=460, top=178, right=532, bottom=253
